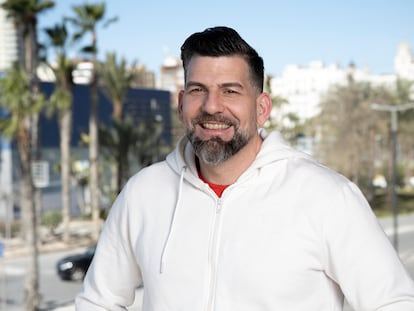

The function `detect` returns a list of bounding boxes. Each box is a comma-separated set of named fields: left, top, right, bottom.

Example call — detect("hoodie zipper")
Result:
left=205, top=198, right=223, bottom=311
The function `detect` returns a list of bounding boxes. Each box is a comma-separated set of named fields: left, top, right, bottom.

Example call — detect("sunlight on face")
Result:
left=180, top=56, right=261, bottom=165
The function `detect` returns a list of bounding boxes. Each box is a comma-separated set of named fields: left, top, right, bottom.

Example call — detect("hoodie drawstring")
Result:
left=159, top=166, right=186, bottom=273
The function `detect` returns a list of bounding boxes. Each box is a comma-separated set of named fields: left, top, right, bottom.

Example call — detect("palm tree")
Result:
left=44, top=22, right=74, bottom=244
left=99, top=52, right=136, bottom=120
left=263, top=75, right=304, bottom=143
left=134, top=118, right=166, bottom=167
left=0, top=1, right=54, bottom=310
left=66, top=2, right=117, bottom=240
left=1, top=0, right=54, bottom=73
left=99, top=117, right=164, bottom=195
left=0, top=64, right=44, bottom=311
left=99, top=117, right=137, bottom=195
left=1, top=0, right=55, bottom=168
left=99, top=52, right=136, bottom=193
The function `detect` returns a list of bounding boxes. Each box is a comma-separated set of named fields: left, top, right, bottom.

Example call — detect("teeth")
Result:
left=203, top=123, right=230, bottom=130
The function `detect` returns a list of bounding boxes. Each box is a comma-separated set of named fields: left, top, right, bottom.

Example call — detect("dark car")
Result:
left=56, top=245, right=96, bottom=281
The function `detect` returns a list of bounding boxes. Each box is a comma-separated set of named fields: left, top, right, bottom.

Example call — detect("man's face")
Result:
left=178, top=55, right=265, bottom=165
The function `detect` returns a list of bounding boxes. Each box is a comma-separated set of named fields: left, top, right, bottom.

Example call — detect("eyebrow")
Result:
left=185, top=81, right=204, bottom=88
left=219, top=82, right=244, bottom=89
left=185, top=81, right=244, bottom=89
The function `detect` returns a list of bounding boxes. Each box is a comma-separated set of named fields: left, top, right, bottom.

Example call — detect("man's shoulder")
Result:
left=126, top=160, right=173, bottom=187
left=283, top=156, right=351, bottom=188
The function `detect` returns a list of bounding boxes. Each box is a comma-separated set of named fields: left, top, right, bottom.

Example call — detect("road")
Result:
left=344, top=216, right=414, bottom=311
left=1, top=248, right=90, bottom=311
left=1, top=246, right=141, bottom=311
left=2, top=213, right=414, bottom=311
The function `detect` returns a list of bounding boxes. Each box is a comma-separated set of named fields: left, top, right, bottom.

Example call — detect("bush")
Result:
left=42, top=210, right=62, bottom=235
left=371, top=190, right=414, bottom=217
left=0, top=221, right=21, bottom=238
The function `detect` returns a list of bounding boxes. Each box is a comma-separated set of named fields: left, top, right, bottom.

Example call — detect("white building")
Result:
left=159, top=56, right=184, bottom=106
left=38, top=60, right=95, bottom=85
left=0, top=0, right=20, bottom=72
left=0, top=2, right=18, bottom=222
left=0, top=137, right=13, bottom=223
left=394, top=41, right=414, bottom=80
left=271, top=61, right=355, bottom=121
left=270, top=49, right=406, bottom=123
left=72, top=61, right=94, bottom=84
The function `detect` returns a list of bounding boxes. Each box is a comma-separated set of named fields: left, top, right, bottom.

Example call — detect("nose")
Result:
left=202, top=91, right=224, bottom=114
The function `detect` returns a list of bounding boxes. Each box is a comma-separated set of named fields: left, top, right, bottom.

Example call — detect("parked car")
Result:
left=56, top=245, right=96, bottom=281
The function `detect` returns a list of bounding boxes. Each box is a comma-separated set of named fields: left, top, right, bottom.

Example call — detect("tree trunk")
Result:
left=112, top=100, right=122, bottom=120
left=111, top=100, right=122, bottom=194
left=23, top=22, right=41, bottom=310
left=60, top=107, right=72, bottom=243
left=112, top=162, right=119, bottom=196
left=89, top=66, right=100, bottom=240
left=18, top=117, right=40, bottom=311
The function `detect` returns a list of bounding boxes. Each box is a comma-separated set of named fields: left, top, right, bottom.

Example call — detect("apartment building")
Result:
left=270, top=42, right=413, bottom=123
left=159, top=56, right=184, bottom=106
left=0, top=0, right=20, bottom=73
left=395, top=41, right=414, bottom=81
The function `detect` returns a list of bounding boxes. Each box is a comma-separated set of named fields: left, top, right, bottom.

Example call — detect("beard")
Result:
left=186, top=114, right=255, bottom=165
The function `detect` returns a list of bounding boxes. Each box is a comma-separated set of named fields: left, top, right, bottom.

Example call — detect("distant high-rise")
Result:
left=159, top=56, right=184, bottom=106
left=394, top=41, right=414, bottom=80
left=0, top=2, right=17, bottom=224
left=0, top=0, right=20, bottom=73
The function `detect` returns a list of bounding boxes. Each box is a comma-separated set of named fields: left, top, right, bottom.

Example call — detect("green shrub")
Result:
left=42, top=210, right=62, bottom=234
left=0, top=221, right=21, bottom=238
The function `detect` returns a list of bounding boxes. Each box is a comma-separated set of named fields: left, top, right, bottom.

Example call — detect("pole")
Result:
left=371, top=102, right=414, bottom=252
left=390, top=110, right=398, bottom=251
left=0, top=242, right=5, bottom=311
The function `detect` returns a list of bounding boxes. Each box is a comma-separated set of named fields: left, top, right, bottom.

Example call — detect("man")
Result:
left=76, top=26, right=414, bottom=310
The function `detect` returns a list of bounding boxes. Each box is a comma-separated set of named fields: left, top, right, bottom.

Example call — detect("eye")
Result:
left=188, top=87, right=204, bottom=94
left=224, top=88, right=239, bottom=95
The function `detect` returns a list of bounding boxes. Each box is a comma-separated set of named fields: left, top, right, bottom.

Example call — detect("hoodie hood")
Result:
left=252, top=129, right=314, bottom=169
left=166, top=129, right=314, bottom=181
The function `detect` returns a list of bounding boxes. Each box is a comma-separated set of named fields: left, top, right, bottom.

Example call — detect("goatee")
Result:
left=187, top=130, right=251, bottom=165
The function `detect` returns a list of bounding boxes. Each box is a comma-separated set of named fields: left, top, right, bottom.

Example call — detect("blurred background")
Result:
left=0, top=0, right=414, bottom=310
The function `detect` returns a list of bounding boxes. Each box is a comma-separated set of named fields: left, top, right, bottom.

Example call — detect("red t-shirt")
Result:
left=198, top=173, right=230, bottom=198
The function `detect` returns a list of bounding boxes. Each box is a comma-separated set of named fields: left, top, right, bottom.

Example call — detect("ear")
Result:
left=177, top=90, right=184, bottom=122
left=256, top=92, right=272, bottom=126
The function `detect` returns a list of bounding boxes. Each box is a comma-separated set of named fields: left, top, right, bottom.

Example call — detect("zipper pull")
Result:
left=216, top=199, right=223, bottom=213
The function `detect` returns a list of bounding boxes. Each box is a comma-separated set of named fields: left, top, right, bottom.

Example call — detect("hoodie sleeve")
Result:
left=75, top=182, right=143, bottom=310
left=323, top=180, right=414, bottom=310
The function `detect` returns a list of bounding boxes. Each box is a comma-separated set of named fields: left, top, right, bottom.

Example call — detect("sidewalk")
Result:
left=3, top=220, right=100, bottom=259
left=379, top=212, right=414, bottom=236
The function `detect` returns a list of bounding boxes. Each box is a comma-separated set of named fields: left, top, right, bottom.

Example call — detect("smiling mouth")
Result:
left=200, top=122, right=231, bottom=130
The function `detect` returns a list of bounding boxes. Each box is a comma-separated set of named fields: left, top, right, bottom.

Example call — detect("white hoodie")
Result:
left=76, top=130, right=414, bottom=310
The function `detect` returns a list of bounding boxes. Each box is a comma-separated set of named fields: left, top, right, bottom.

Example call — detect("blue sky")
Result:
left=38, top=0, right=414, bottom=77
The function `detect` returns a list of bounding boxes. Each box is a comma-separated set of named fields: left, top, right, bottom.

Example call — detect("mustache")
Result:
left=191, top=113, right=237, bottom=127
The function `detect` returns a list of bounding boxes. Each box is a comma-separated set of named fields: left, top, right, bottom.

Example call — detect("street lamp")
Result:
left=371, top=102, right=414, bottom=252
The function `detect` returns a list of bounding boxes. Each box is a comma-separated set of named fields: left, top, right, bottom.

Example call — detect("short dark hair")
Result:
left=180, top=26, right=264, bottom=92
